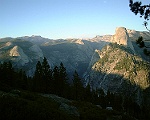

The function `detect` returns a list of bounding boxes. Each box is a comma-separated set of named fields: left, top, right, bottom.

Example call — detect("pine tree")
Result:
left=113, top=94, right=123, bottom=111
left=105, top=90, right=113, bottom=107
left=96, top=88, right=106, bottom=108
left=41, top=57, right=52, bottom=93
left=72, top=70, right=84, bottom=100
left=33, top=61, right=42, bottom=92
left=52, top=65, right=59, bottom=94
left=33, top=58, right=52, bottom=93
left=12, top=69, right=28, bottom=90
left=84, top=84, right=92, bottom=102
left=19, top=70, right=28, bottom=90
left=59, top=62, right=68, bottom=97
left=0, top=62, right=14, bottom=87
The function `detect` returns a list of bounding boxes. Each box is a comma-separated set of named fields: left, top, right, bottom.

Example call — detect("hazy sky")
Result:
left=0, top=0, right=149, bottom=39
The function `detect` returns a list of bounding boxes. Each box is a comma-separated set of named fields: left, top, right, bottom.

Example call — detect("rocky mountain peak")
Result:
left=111, top=27, right=135, bottom=53
left=111, top=27, right=128, bottom=45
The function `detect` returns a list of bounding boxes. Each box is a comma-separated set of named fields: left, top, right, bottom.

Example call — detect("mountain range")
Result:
left=0, top=27, right=150, bottom=107
left=0, top=34, right=110, bottom=77
left=0, top=27, right=149, bottom=76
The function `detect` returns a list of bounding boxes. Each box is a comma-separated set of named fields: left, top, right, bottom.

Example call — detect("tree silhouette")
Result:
left=41, top=57, right=52, bottom=92
left=136, top=36, right=145, bottom=48
left=0, top=61, right=16, bottom=88
left=84, top=84, right=92, bottom=102
left=136, top=36, right=150, bottom=56
left=129, top=0, right=150, bottom=31
left=51, top=63, right=69, bottom=97
left=96, top=88, right=106, bottom=108
left=33, top=57, right=52, bottom=93
left=33, top=61, right=43, bottom=92
left=15, top=69, right=28, bottom=90
left=59, top=62, right=68, bottom=97
left=52, top=65, right=60, bottom=94
left=72, top=70, right=84, bottom=100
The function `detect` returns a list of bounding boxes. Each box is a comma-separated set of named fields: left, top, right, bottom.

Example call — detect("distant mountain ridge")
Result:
left=0, top=27, right=150, bottom=107
left=0, top=35, right=110, bottom=77
left=0, top=27, right=150, bottom=76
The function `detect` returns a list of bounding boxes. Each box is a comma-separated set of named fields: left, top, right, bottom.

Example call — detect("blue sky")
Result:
left=0, top=0, right=149, bottom=39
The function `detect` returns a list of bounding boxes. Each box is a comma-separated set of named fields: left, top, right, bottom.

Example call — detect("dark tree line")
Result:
left=0, top=58, right=150, bottom=119
left=0, top=61, right=28, bottom=91
left=33, top=58, right=69, bottom=97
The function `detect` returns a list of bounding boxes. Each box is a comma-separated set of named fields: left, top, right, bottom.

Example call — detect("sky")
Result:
left=0, top=0, right=149, bottom=39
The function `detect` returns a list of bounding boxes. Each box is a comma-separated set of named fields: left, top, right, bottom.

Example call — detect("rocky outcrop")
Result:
left=111, top=27, right=128, bottom=45
left=9, top=46, right=29, bottom=65
left=111, top=27, right=135, bottom=53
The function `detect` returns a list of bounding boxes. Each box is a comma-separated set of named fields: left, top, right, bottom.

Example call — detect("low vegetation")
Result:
left=0, top=90, right=138, bottom=120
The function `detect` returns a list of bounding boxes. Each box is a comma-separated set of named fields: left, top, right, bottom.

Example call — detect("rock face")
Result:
left=111, top=27, right=128, bottom=45
left=9, top=46, right=29, bottom=65
left=111, top=27, right=135, bottom=53
left=29, top=45, right=43, bottom=59
left=10, top=46, right=21, bottom=57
